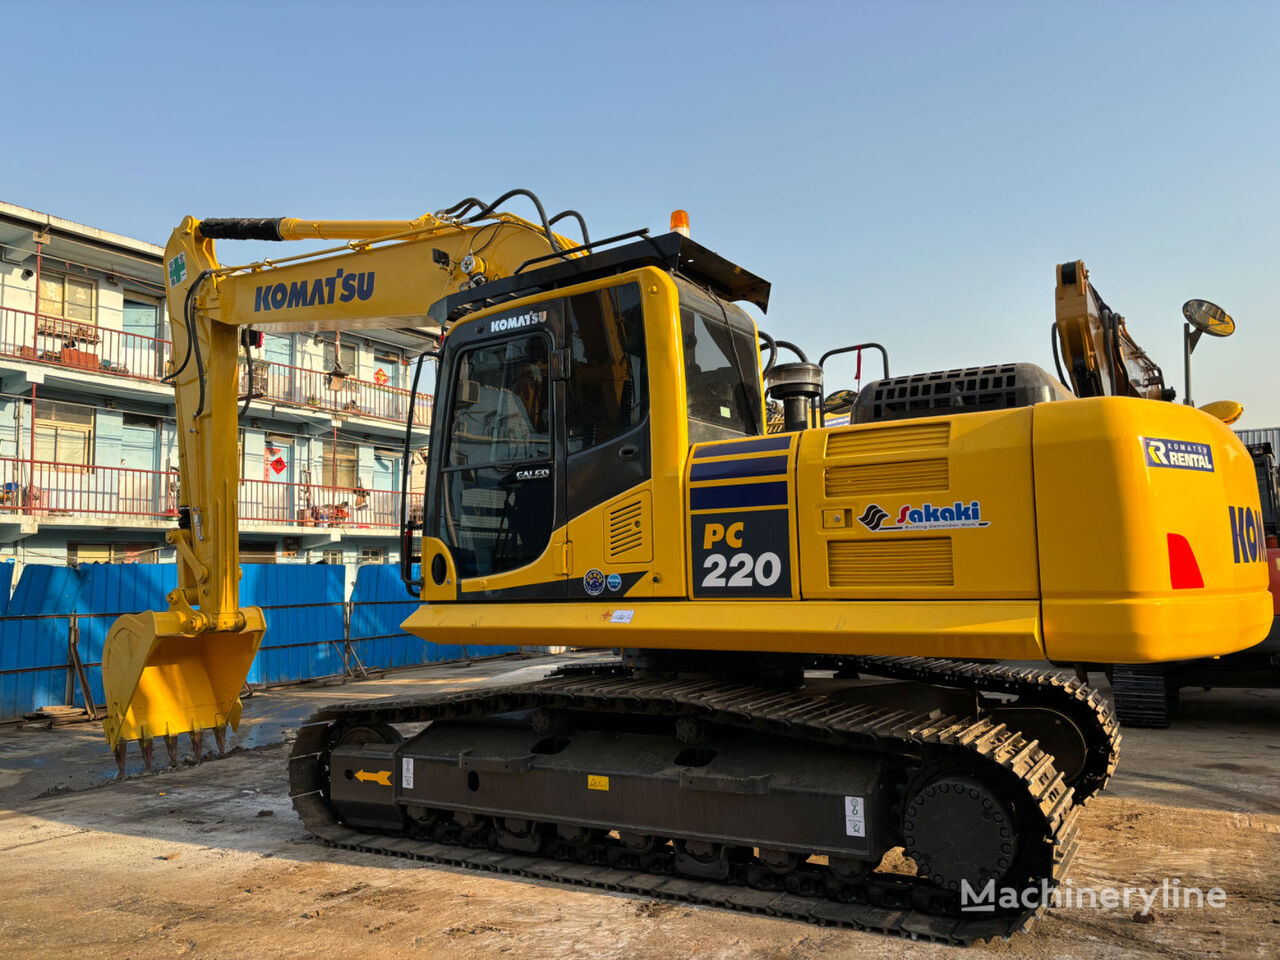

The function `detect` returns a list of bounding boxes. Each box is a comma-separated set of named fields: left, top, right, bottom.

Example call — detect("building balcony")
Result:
left=240, top=357, right=431, bottom=427
left=0, top=306, right=432, bottom=428
left=0, top=458, right=421, bottom=535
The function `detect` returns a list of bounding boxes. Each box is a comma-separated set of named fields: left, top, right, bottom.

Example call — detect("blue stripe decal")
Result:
left=690, top=455, right=790, bottom=482
left=690, top=481, right=789, bottom=511
left=691, top=435, right=792, bottom=459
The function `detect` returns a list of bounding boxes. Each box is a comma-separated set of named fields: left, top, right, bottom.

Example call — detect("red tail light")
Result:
left=1167, top=533, right=1204, bottom=589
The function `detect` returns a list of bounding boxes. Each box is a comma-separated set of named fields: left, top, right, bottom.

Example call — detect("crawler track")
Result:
left=845, top=656, right=1121, bottom=800
left=289, top=668, right=1102, bottom=943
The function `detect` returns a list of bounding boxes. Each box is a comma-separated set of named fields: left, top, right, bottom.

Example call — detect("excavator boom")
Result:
left=1053, top=259, right=1174, bottom=401
left=102, top=201, right=582, bottom=754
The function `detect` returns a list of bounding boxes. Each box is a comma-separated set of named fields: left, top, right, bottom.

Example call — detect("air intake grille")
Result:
left=824, top=458, right=949, bottom=497
left=826, top=422, right=950, bottom=457
left=827, top=538, right=953, bottom=587
left=607, top=495, right=649, bottom=561
left=851, top=363, right=1070, bottom=424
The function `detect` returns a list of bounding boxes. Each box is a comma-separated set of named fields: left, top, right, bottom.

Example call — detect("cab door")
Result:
left=559, top=281, right=652, bottom=598
left=429, top=280, right=655, bottom=602
left=432, top=312, right=567, bottom=599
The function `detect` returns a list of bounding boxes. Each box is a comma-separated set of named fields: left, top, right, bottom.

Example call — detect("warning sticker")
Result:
left=167, top=253, right=187, bottom=289
left=844, top=796, right=865, bottom=837
left=587, top=775, right=610, bottom=791
left=401, top=757, right=414, bottom=790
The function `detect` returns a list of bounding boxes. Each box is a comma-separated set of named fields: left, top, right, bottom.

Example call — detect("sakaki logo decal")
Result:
left=857, top=500, right=990, bottom=532
left=857, top=504, right=890, bottom=531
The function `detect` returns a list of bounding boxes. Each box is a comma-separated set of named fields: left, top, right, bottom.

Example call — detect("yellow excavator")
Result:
left=101, top=192, right=1270, bottom=942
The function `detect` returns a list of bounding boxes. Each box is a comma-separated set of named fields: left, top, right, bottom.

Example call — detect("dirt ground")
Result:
left=0, top=660, right=1277, bottom=960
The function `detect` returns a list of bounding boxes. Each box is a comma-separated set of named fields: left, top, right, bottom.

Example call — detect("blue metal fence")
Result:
left=242, top=565, right=347, bottom=684
left=1, top=565, right=88, bottom=719
left=346, top=564, right=521, bottom=669
left=0, top=561, right=518, bottom=722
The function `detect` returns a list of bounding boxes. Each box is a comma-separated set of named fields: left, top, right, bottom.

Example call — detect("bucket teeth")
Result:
left=140, top=738, right=154, bottom=773
left=165, top=734, right=179, bottom=768
left=190, top=728, right=204, bottom=763
left=213, top=725, right=227, bottom=755
left=114, top=740, right=127, bottom=779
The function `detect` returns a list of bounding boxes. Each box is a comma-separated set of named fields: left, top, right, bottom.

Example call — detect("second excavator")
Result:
left=102, top=192, right=1270, bottom=942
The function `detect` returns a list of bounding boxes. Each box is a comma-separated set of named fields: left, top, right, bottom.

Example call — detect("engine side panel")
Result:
left=795, top=408, right=1040, bottom=600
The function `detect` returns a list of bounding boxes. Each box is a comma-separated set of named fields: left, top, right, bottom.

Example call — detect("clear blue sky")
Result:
left=8, top=1, right=1279, bottom=423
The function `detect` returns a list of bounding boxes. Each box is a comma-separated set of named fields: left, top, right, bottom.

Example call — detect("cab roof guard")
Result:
left=428, top=231, right=771, bottom=329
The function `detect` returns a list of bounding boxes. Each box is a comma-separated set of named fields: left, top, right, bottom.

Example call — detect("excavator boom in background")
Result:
left=101, top=192, right=1272, bottom=941
left=1052, top=259, right=1173, bottom=401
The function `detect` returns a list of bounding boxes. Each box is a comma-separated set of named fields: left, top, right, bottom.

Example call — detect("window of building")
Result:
left=321, top=548, right=343, bottom=564
left=69, top=542, right=156, bottom=563
left=323, top=338, right=358, bottom=377
left=373, top=349, right=400, bottom=389
left=38, top=272, right=96, bottom=323
left=34, top=400, right=94, bottom=466
left=359, top=546, right=385, bottom=564
left=122, top=298, right=159, bottom=338
left=321, top=439, right=358, bottom=489
left=239, top=540, right=277, bottom=564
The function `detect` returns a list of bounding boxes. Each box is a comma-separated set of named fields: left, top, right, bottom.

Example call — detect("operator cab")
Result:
left=422, top=233, right=769, bottom=587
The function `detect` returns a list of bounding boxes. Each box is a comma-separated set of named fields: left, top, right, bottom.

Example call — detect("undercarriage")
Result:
left=289, top=656, right=1118, bottom=944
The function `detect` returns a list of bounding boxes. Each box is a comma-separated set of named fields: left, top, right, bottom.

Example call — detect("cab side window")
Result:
left=564, top=283, right=647, bottom=453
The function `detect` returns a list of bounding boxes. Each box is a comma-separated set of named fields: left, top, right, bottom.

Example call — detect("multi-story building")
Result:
left=0, top=201, right=433, bottom=573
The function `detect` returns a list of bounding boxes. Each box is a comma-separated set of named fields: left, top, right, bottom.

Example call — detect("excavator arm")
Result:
left=101, top=201, right=581, bottom=763
left=1053, top=259, right=1175, bottom=401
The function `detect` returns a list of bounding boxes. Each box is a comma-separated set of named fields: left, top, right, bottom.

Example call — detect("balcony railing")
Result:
left=0, top=306, right=432, bottom=427
left=239, top=359, right=431, bottom=426
left=0, top=305, right=170, bottom=381
left=0, top=458, right=420, bottom=531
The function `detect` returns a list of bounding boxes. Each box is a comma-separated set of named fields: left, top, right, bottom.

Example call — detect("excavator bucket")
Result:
left=101, top=607, right=265, bottom=751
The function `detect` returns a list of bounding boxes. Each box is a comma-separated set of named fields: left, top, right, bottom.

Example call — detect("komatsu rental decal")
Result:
left=254, top=269, right=375, bottom=312
left=858, top=500, right=990, bottom=532
left=1228, top=504, right=1267, bottom=564
left=1143, top=437, right=1214, bottom=473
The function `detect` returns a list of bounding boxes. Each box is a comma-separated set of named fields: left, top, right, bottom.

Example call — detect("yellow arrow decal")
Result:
left=355, top=769, right=392, bottom=786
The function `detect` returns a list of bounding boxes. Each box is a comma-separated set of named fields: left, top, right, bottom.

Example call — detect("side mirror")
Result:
left=1182, top=299, right=1235, bottom=338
